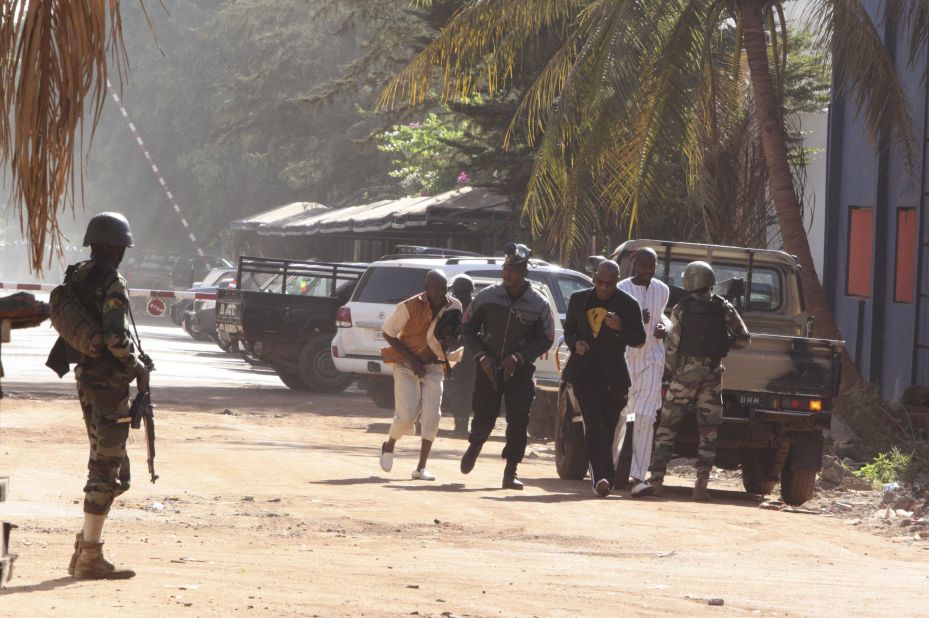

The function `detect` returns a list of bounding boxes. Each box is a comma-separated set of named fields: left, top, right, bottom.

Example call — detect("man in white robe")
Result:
left=614, top=248, right=670, bottom=497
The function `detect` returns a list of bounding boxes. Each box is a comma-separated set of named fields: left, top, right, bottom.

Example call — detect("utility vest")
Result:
left=381, top=295, right=437, bottom=364
left=677, top=294, right=729, bottom=360
left=49, top=261, right=114, bottom=358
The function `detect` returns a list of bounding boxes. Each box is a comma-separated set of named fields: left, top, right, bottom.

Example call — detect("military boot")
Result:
left=693, top=476, right=711, bottom=502
left=73, top=540, right=136, bottom=580
left=68, top=532, right=84, bottom=576
left=502, top=461, right=524, bottom=490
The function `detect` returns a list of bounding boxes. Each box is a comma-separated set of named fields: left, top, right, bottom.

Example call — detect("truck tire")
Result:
left=528, top=391, right=557, bottom=440
left=780, top=464, right=817, bottom=506
left=364, top=379, right=395, bottom=410
left=279, top=371, right=311, bottom=391
left=298, top=337, right=353, bottom=393
left=741, top=449, right=777, bottom=496
left=555, top=385, right=588, bottom=480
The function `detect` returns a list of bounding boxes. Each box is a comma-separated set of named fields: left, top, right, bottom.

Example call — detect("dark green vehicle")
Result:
left=555, top=240, right=844, bottom=505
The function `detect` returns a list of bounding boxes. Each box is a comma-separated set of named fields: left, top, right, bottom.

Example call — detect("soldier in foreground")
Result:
left=648, top=261, right=749, bottom=501
left=64, top=213, right=149, bottom=579
left=460, top=243, right=555, bottom=489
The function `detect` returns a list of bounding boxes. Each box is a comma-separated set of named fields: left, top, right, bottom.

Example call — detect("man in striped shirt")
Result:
left=614, top=248, right=670, bottom=497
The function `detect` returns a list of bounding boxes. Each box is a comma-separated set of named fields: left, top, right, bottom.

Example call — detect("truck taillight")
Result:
left=331, top=346, right=340, bottom=358
left=336, top=307, right=352, bottom=328
left=781, top=397, right=823, bottom=412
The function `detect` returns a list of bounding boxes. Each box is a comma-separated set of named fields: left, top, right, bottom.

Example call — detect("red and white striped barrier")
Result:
left=106, top=80, right=205, bottom=258
left=0, top=283, right=217, bottom=301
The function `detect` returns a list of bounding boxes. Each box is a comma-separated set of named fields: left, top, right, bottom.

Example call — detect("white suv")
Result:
left=330, top=256, right=591, bottom=432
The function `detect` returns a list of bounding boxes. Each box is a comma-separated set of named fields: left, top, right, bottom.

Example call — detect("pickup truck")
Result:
left=554, top=240, right=844, bottom=505
left=216, top=256, right=368, bottom=392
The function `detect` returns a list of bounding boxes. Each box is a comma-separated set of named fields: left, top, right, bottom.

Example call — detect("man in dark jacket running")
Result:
left=459, top=243, right=555, bottom=489
left=562, top=260, right=646, bottom=496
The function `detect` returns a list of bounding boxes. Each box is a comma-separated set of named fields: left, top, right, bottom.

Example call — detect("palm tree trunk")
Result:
left=739, top=0, right=861, bottom=386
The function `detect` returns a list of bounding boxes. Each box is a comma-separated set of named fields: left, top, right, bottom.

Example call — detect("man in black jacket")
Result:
left=562, top=260, right=646, bottom=496
left=460, top=243, right=555, bottom=489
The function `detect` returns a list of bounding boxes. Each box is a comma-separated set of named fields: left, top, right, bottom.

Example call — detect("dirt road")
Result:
left=1, top=324, right=928, bottom=616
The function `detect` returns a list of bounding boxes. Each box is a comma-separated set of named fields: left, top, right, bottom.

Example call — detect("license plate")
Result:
left=737, top=393, right=774, bottom=408
left=373, top=330, right=384, bottom=340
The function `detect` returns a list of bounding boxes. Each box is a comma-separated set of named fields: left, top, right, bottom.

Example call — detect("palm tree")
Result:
left=382, top=0, right=926, bottom=379
left=0, top=1, right=130, bottom=271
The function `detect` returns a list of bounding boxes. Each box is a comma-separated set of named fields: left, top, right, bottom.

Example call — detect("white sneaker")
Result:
left=631, top=481, right=656, bottom=497
left=411, top=468, right=436, bottom=481
left=379, top=442, right=393, bottom=472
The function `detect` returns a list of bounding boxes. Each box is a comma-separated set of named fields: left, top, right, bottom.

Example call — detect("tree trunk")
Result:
left=739, top=1, right=861, bottom=387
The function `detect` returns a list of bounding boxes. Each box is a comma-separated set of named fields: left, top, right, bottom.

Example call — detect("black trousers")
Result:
left=469, top=364, right=535, bottom=464
left=573, top=368, right=628, bottom=487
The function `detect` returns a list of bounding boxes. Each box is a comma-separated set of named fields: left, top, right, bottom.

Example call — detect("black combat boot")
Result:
left=502, top=461, right=524, bottom=490
left=460, top=443, right=482, bottom=474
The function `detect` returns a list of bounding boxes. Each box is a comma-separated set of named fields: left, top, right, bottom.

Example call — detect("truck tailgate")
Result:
left=724, top=334, right=844, bottom=399
left=216, top=289, right=245, bottom=337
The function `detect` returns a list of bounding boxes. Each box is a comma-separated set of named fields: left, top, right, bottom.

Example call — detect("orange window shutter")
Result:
left=847, top=208, right=874, bottom=298
left=895, top=209, right=917, bottom=303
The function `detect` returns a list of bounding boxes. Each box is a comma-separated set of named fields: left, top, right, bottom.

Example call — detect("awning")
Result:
left=229, top=202, right=329, bottom=232
left=256, top=187, right=510, bottom=237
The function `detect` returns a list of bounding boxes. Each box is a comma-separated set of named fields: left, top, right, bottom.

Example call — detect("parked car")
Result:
left=330, top=255, right=591, bottom=435
left=216, top=256, right=367, bottom=391
left=554, top=239, right=844, bottom=505
left=171, top=267, right=238, bottom=327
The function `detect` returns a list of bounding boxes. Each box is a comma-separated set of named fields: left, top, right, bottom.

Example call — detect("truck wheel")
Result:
left=364, top=379, right=395, bottom=409
left=555, top=385, right=588, bottom=480
left=780, top=464, right=817, bottom=506
left=299, top=337, right=354, bottom=393
left=279, top=371, right=311, bottom=391
left=528, top=391, right=557, bottom=440
left=741, top=450, right=777, bottom=496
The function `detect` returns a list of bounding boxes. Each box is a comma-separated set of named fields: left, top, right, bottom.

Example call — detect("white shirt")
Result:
left=382, top=293, right=464, bottom=365
left=618, top=277, right=670, bottom=371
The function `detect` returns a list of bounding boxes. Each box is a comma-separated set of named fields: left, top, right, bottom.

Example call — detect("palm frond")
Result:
left=804, top=0, right=918, bottom=176
left=379, top=0, right=587, bottom=109
left=0, top=0, right=130, bottom=271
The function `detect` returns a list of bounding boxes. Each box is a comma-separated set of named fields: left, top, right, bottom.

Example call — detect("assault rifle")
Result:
left=129, top=389, right=158, bottom=483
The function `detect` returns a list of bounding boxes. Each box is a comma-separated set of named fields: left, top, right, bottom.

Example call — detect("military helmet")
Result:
left=682, top=260, right=716, bottom=292
left=83, top=212, right=134, bottom=247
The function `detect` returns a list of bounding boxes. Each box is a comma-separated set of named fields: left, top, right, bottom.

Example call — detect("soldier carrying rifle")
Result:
left=47, top=213, right=151, bottom=579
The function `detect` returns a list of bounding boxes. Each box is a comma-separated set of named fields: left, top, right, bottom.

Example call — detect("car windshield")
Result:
left=656, top=260, right=782, bottom=312
left=354, top=267, right=429, bottom=303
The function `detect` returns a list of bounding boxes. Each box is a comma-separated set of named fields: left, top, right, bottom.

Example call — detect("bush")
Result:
left=855, top=448, right=913, bottom=488
left=835, top=384, right=929, bottom=486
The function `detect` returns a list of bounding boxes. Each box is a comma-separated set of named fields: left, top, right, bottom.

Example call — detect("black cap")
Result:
left=503, top=242, right=531, bottom=266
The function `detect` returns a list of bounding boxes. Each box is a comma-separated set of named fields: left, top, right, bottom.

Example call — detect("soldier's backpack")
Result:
left=49, top=264, right=105, bottom=358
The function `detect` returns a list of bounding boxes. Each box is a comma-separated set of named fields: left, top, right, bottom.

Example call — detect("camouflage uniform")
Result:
left=72, top=261, right=138, bottom=516
left=649, top=292, right=749, bottom=482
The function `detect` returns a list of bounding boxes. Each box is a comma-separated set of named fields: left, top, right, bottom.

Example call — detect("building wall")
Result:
left=825, top=0, right=928, bottom=399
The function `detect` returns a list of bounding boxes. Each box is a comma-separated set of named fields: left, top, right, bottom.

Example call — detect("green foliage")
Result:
left=836, top=384, right=929, bottom=485
left=376, top=111, right=469, bottom=195
left=855, top=448, right=913, bottom=488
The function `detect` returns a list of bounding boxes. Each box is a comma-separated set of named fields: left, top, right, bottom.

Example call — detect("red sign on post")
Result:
left=147, top=298, right=167, bottom=318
